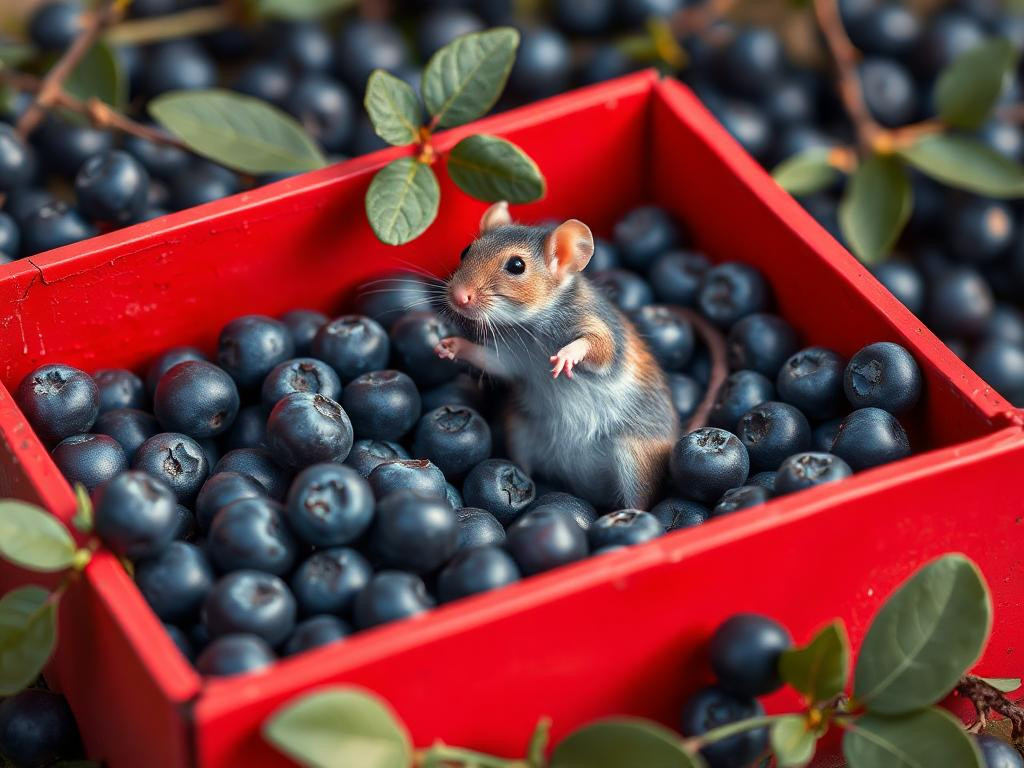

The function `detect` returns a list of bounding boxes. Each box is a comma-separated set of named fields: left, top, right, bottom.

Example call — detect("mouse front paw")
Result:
left=435, top=337, right=463, bottom=361
left=550, top=339, right=590, bottom=379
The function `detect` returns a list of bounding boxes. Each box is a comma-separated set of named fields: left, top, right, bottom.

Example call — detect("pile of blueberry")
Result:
left=9, top=204, right=925, bottom=677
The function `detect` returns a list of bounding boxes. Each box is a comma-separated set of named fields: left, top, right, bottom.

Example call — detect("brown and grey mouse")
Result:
left=434, top=201, right=680, bottom=510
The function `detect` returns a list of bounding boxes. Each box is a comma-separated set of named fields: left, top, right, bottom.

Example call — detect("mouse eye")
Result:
left=505, top=256, right=526, bottom=275
left=460, top=245, right=471, bottom=261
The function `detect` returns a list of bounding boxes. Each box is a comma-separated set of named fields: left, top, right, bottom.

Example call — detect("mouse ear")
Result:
left=480, top=201, right=512, bottom=233
left=544, top=219, right=594, bottom=277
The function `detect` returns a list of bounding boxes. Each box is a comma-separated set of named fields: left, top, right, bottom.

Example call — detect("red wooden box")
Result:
left=1, top=71, right=1022, bottom=767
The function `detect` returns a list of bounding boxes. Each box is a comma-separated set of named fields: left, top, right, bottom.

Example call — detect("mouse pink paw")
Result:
left=435, top=337, right=462, bottom=361
left=550, top=339, right=589, bottom=379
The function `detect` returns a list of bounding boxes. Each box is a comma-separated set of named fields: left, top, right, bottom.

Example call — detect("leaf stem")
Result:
left=103, top=4, right=236, bottom=46
left=682, top=714, right=789, bottom=751
left=957, top=674, right=1024, bottom=741
left=16, top=0, right=128, bottom=138
left=415, top=743, right=530, bottom=767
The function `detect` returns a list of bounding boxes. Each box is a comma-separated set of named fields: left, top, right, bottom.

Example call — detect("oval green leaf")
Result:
left=253, top=0, right=354, bottom=20
left=772, top=147, right=841, bottom=197
left=935, top=38, right=1016, bottom=130
left=447, top=134, right=546, bottom=203
left=898, top=134, right=1024, bottom=198
left=422, top=28, right=519, bottom=128
left=65, top=41, right=125, bottom=111
left=0, top=501, right=76, bottom=572
left=838, top=153, right=912, bottom=264
left=771, top=716, right=816, bottom=768
left=853, top=554, right=992, bottom=715
left=365, top=157, right=440, bottom=245
left=149, top=89, right=327, bottom=174
left=843, top=708, right=983, bottom=768
left=263, top=687, right=412, bottom=768
left=365, top=70, right=422, bottom=147
left=978, top=677, right=1022, bottom=693
left=0, top=586, right=58, bottom=696
left=550, top=719, right=705, bottom=768
left=779, top=620, right=851, bottom=705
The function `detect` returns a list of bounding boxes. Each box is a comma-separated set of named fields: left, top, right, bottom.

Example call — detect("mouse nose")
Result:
left=453, top=285, right=475, bottom=307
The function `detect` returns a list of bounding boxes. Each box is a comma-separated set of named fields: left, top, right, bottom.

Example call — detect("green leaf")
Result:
left=364, top=70, right=422, bottom=147
left=0, top=44, right=36, bottom=70
left=843, top=708, right=983, bottom=768
left=0, top=501, right=77, bottom=572
left=550, top=719, right=705, bottom=768
left=935, top=38, right=1017, bottom=129
left=149, top=89, right=327, bottom=174
left=0, top=586, right=58, bottom=696
left=853, top=554, right=992, bottom=715
left=263, top=687, right=412, bottom=768
left=447, top=134, right=546, bottom=203
left=779, top=620, right=851, bottom=704
left=365, top=157, right=440, bottom=246
left=64, top=42, right=125, bottom=110
left=978, top=677, right=1022, bottom=693
left=772, top=147, right=842, bottom=197
left=252, top=0, right=354, bottom=19
left=770, top=716, right=816, bottom=768
left=899, top=134, right=1024, bottom=197
left=422, top=28, right=519, bottom=129
left=72, top=484, right=93, bottom=535
left=527, top=717, right=552, bottom=766
left=838, top=153, right=912, bottom=264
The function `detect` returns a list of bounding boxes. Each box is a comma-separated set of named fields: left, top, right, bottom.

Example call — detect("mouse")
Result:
left=434, top=201, right=681, bottom=510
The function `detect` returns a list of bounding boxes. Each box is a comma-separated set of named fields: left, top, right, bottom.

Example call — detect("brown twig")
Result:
left=103, top=4, right=235, bottom=46
left=670, top=0, right=737, bottom=39
left=16, top=0, right=128, bottom=138
left=673, top=307, right=729, bottom=433
left=957, top=675, right=1024, bottom=742
left=2, top=70, right=189, bottom=151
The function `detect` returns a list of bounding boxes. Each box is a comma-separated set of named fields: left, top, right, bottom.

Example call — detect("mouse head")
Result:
left=446, top=201, right=595, bottom=324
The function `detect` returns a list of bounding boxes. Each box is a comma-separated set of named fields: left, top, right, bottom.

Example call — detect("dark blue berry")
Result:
left=74, top=150, right=149, bottom=224
left=849, top=3, right=921, bottom=57
left=290, top=547, right=371, bottom=616
left=218, top=315, right=295, bottom=391
left=214, top=448, right=290, bottom=499
left=506, top=506, right=589, bottom=576
left=368, top=458, right=447, bottom=499
left=716, top=27, right=785, bottom=97
left=0, top=125, right=36, bottom=193
left=195, top=471, right=266, bottom=532
left=354, top=273, right=434, bottom=330
left=713, top=485, right=770, bottom=517
left=830, top=407, right=911, bottom=471
left=270, top=20, right=333, bottom=73
left=261, top=358, right=341, bottom=411
left=421, top=374, right=487, bottom=413
left=153, top=360, right=240, bottom=439
left=280, top=309, right=328, bottom=356
left=93, top=408, right=159, bottom=461
left=372, top=489, right=457, bottom=573
left=613, top=205, right=680, bottom=271
left=776, top=347, right=846, bottom=421
left=710, top=614, right=791, bottom=697
left=353, top=570, right=434, bottom=630
left=872, top=261, right=925, bottom=316
left=165, top=623, right=193, bottom=661
left=342, top=370, right=421, bottom=441
left=648, top=251, right=710, bottom=306
left=94, top=368, right=145, bottom=414
left=554, top=0, right=615, bottom=35
left=709, top=371, right=775, bottom=430
left=507, top=26, right=571, bottom=100
left=391, top=312, right=458, bottom=388
left=132, top=432, right=209, bottom=504
left=455, top=507, right=506, bottom=551
left=927, top=266, right=994, bottom=338
left=312, top=315, right=390, bottom=383
left=334, top=19, right=410, bottom=93
left=698, top=263, right=770, bottom=328
left=774, top=452, right=852, bottom=495
left=171, top=504, right=196, bottom=542
left=196, top=634, right=275, bottom=677
left=220, top=405, right=267, bottom=451
left=650, top=498, right=709, bottom=531
left=20, top=201, right=96, bottom=257
left=948, top=198, right=1016, bottom=263
left=169, top=162, right=239, bottom=210
left=528, top=491, right=598, bottom=532
left=736, top=401, right=812, bottom=472
left=34, top=116, right=111, bottom=179
left=588, top=509, right=663, bottom=548
left=667, top=373, right=704, bottom=425
left=52, top=433, right=127, bottom=490
left=416, top=8, right=484, bottom=59
left=283, top=615, right=350, bottom=656
left=727, top=313, right=799, bottom=378
left=619, top=0, right=684, bottom=26
left=93, top=470, right=178, bottom=559
left=670, top=428, right=750, bottom=503
left=266, top=392, right=353, bottom=470
left=207, top=496, right=297, bottom=576
left=985, top=305, right=1024, bottom=346
left=812, top=417, right=844, bottom=453
left=843, top=342, right=922, bottom=414
left=970, top=340, right=1024, bottom=405
left=437, top=546, right=520, bottom=603
left=712, top=99, right=774, bottom=164
left=462, top=459, right=536, bottom=526
left=0, top=211, right=20, bottom=260
left=860, top=57, right=917, bottom=127
left=285, top=74, right=355, bottom=154
left=976, top=734, right=1024, bottom=768
left=0, top=689, right=81, bottom=768
left=16, top=364, right=98, bottom=445
left=630, top=305, right=695, bottom=371
left=588, top=237, right=620, bottom=271
left=143, top=40, right=216, bottom=96
left=412, top=405, right=492, bottom=480
left=286, top=463, right=373, bottom=547
left=680, top=686, right=768, bottom=768
left=146, top=346, right=206, bottom=397
left=913, top=10, right=985, bottom=77
left=747, top=471, right=776, bottom=493
left=345, top=439, right=410, bottom=478
left=589, top=268, right=654, bottom=312
left=135, top=541, right=214, bottom=624
left=28, top=0, right=83, bottom=50
left=124, top=131, right=191, bottom=181
left=204, top=570, right=296, bottom=646
left=232, top=61, right=292, bottom=106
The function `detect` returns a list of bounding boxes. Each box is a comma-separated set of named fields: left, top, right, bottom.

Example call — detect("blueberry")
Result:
left=736, top=401, right=812, bottom=472
left=507, top=26, right=571, bottom=100
left=630, top=305, right=695, bottom=371
left=204, top=570, right=296, bottom=646
left=667, top=373, right=704, bottom=424
left=0, top=689, right=81, bottom=768
left=355, top=273, right=435, bottom=330
left=583, top=238, right=619, bottom=272
left=0, top=125, right=36, bottom=193
left=196, top=634, right=275, bottom=677
left=334, top=19, right=410, bottom=93
left=391, top=312, right=458, bottom=388
left=774, top=452, right=853, bottom=495
left=232, top=61, right=292, bottom=105
left=588, top=510, right=663, bottom=548
left=985, top=305, right=1024, bottom=345
left=712, top=99, right=774, bottom=164
left=926, top=266, right=994, bottom=337
left=412, top=405, right=492, bottom=481
left=169, top=162, right=239, bottom=210
left=698, top=263, right=770, bottom=328
left=462, top=459, right=536, bottom=526
left=830, top=407, right=911, bottom=471
left=353, top=570, right=434, bottom=630
left=266, top=391, right=353, bottom=471
left=152, top=360, right=240, bottom=440
left=715, top=27, right=785, bottom=97
left=214, top=448, right=290, bottom=499
left=207, top=495, right=297, bottom=576
left=124, top=131, right=191, bottom=181
left=762, top=73, right=820, bottom=127
left=553, top=0, right=615, bottom=36
left=747, top=471, right=777, bottom=493
left=285, top=74, right=355, bottom=154
left=914, top=10, right=985, bottom=77
left=165, top=623, right=193, bottom=661
left=146, top=346, right=206, bottom=397
left=283, top=615, right=350, bottom=656
left=727, top=313, right=800, bottom=378
left=710, top=613, right=790, bottom=698
left=345, top=439, right=410, bottom=478
left=286, top=463, right=373, bottom=547
left=195, top=471, right=266, bottom=532
left=93, top=408, right=159, bottom=460
left=709, top=371, right=775, bottom=430
left=371, top=489, right=458, bottom=573
left=613, top=205, right=680, bottom=271
left=948, top=198, right=1016, bottom=263
left=670, top=428, right=750, bottom=503
left=843, top=342, right=922, bottom=414
left=94, top=368, right=146, bottom=414
left=0, top=211, right=20, bottom=260
left=648, top=251, right=710, bottom=306
left=976, top=734, right=1024, bottom=768
left=712, top=485, right=771, bottom=517
left=650, top=497, right=709, bottom=531
left=220, top=404, right=267, bottom=451
left=342, top=370, right=422, bottom=441
left=260, top=358, right=342, bottom=412
left=280, top=309, right=328, bottom=356
left=437, top=546, right=520, bottom=603
left=135, top=541, right=214, bottom=624
left=33, top=116, right=111, bottom=179
left=28, top=0, right=84, bottom=50
left=619, top=0, right=684, bottom=27
left=132, top=432, right=209, bottom=504
left=970, top=340, right=1024, bottom=405
left=455, top=507, right=506, bottom=551
left=776, top=347, right=847, bottom=421
left=52, top=433, right=127, bottom=490
left=290, top=547, right=371, bottom=616
left=16, top=364, right=98, bottom=445
left=421, top=374, right=487, bottom=414
left=270, top=20, right=333, bottom=73
left=218, top=315, right=295, bottom=391
left=93, top=470, right=178, bottom=559
left=171, top=504, right=196, bottom=542
left=589, top=268, right=654, bottom=312
left=74, top=150, right=149, bottom=224
left=859, top=57, right=918, bottom=128
left=20, top=201, right=96, bottom=257
left=528, top=491, right=598, bottom=532
left=872, top=261, right=925, bottom=316
left=416, top=8, right=484, bottom=59
left=506, top=506, right=589, bottom=576
left=849, top=3, right=921, bottom=57
left=143, top=40, right=216, bottom=96
left=978, top=120, right=1024, bottom=163
left=680, top=686, right=768, bottom=768
left=311, top=315, right=390, bottom=383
